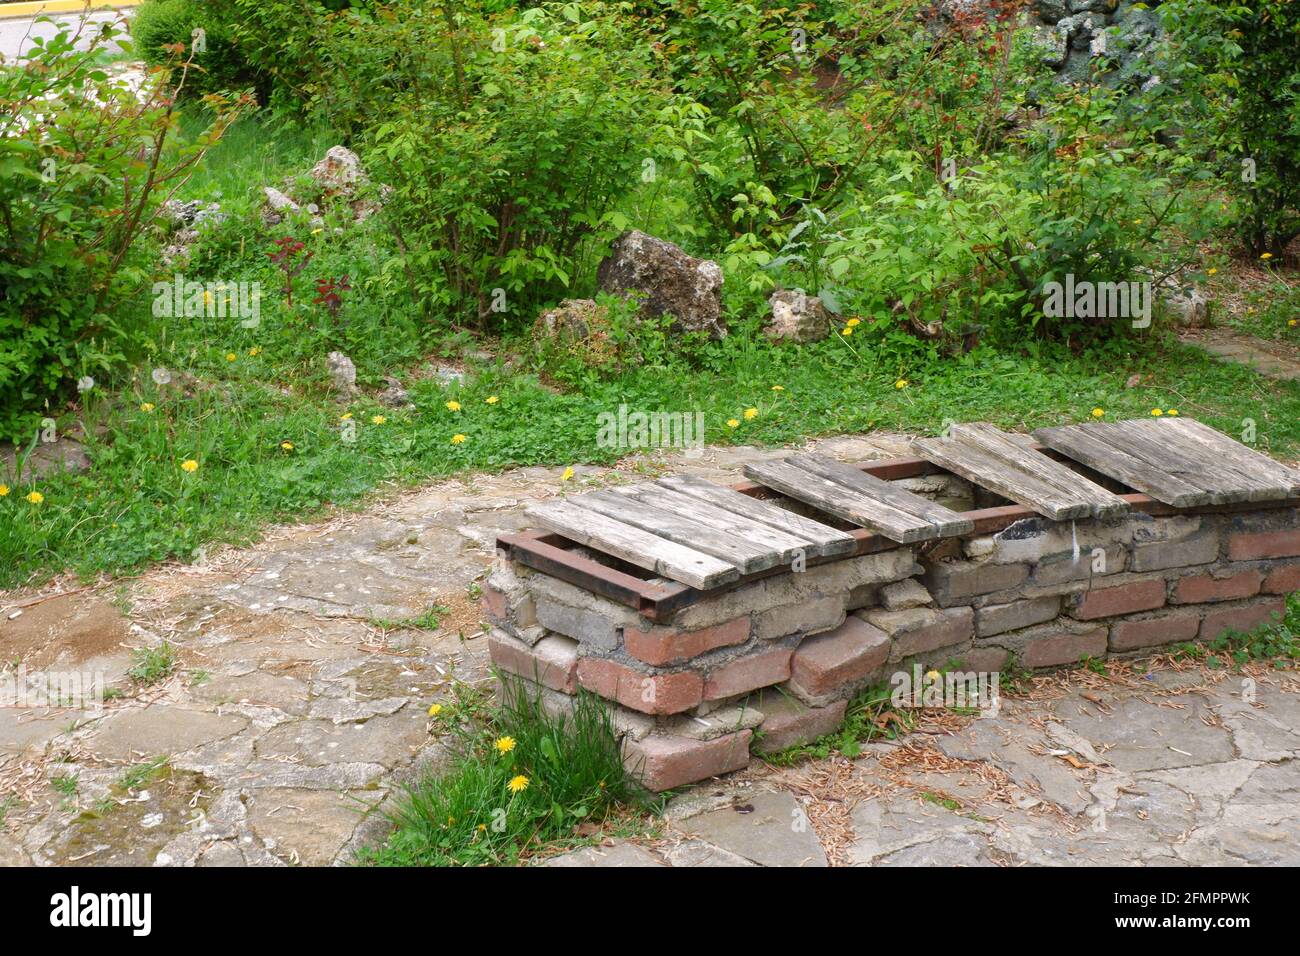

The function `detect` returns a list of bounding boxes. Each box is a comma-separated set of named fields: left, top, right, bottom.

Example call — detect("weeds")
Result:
left=362, top=676, right=646, bottom=866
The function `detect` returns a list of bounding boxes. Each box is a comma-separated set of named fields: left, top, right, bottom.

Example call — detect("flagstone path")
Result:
left=1, top=434, right=1297, bottom=867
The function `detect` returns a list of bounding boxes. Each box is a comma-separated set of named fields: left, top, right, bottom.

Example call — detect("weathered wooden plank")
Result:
left=744, top=458, right=941, bottom=542
left=787, top=453, right=975, bottom=536
left=578, top=489, right=780, bottom=574
left=655, top=474, right=857, bottom=555
left=1137, top=417, right=1300, bottom=501
left=1033, top=423, right=1211, bottom=507
left=614, top=484, right=814, bottom=563
left=912, top=434, right=1093, bottom=520
left=524, top=499, right=739, bottom=589
left=947, top=423, right=1130, bottom=518
left=1081, top=421, right=1251, bottom=505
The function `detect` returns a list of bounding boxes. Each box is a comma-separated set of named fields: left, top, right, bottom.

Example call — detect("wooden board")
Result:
left=577, top=489, right=782, bottom=574
left=947, top=423, right=1130, bottom=518
left=524, top=499, right=739, bottom=589
left=656, top=473, right=858, bottom=556
left=743, top=454, right=973, bottom=542
left=1035, top=417, right=1300, bottom=506
left=1031, top=423, right=1209, bottom=507
left=612, top=484, right=812, bottom=564
left=914, top=424, right=1129, bottom=520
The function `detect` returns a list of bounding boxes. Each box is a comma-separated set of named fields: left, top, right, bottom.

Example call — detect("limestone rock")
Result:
left=597, top=230, right=726, bottom=338
left=765, top=289, right=832, bottom=343
left=327, top=351, right=359, bottom=399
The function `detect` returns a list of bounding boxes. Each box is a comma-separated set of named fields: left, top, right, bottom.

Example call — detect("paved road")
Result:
left=0, top=9, right=130, bottom=62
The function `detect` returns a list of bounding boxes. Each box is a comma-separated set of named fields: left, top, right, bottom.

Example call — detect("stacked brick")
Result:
left=484, top=505, right=1300, bottom=791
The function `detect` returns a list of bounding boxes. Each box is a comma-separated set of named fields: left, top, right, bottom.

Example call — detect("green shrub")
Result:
left=368, top=3, right=674, bottom=328
left=0, top=16, right=247, bottom=441
left=132, top=0, right=254, bottom=99
left=1162, top=0, right=1300, bottom=256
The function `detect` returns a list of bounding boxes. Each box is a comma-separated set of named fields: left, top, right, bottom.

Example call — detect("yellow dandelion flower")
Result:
left=726, top=418, right=740, bottom=429
left=248, top=347, right=261, bottom=357
left=25, top=491, right=44, bottom=505
left=451, top=433, right=467, bottom=445
left=1207, top=268, right=1217, bottom=276
left=427, top=703, right=442, bottom=717
left=445, top=400, right=461, bottom=412
left=1247, top=308, right=1256, bottom=315
left=925, top=669, right=941, bottom=682
left=477, top=824, right=487, bottom=832
left=340, top=412, right=352, bottom=421
left=140, top=402, right=155, bottom=413
left=1091, top=408, right=1104, bottom=418
left=507, top=775, right=529, bottom=794
left=1167, top=409, right=1179, bottom=416
left=311, top=228, right=323, bottom=236
left=743, top=408, right=758, bottom=421
left=280, top=441, right=295, bottom=451
left=561, top=466, right=574, bottom=482
left=1260, top=252, right=1273, bottom=260
left=225, top=352, right=237, bottom=362
left=371, top=415, right=386, bottom=425
left=771, top=385, right=784, bottom=391
left=1151, top=408, right=1163, bottom=416
left=846, top=318, right=862, bottom=327
left=840, top=327, right=853, bottom=336
left=895, top=379, right=909, bottom=389
left=485, top=395, right=499, bottom=405
left=203, top=290, right=214, bottom=307
left=0, top=484, right=8, bottom=497
left=495, top=736, right=516, bottom=755
left=181, top=459, right=199, bottom=473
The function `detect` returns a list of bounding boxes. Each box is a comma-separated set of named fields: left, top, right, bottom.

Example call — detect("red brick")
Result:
left=1173, top=569, right=1262, bottom=604
left=623, top=730, right=752, bottom=791
left=1071, top=579, right=1166, bottom=620
left=622, top=616, right=749, bottom=666
left=1263, top=562, right=1300, bottom=595
left=1022, top=627, right=1107, bottom=668
left=702, top=647, right=792, bottom=701
left=576, top=658, right=702, bottom=715
left=1200, top=598, right=1287, bottom=641
left=480, top=585, right=507, bottom=623
left=789, top=617, right=888, bottom=698
left=1228, top=529, right=1300, bottom=561
left=1109, top=611, right=1201, bottom=652
left=752, top=696, right=847, bottom=754
left=488, top=630, right=578, bottom=694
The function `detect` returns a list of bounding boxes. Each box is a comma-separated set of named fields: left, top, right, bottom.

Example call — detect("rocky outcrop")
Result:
left=596, top=231, right=726, bottom=338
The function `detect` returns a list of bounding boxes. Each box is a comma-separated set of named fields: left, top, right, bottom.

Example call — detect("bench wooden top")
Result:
left=524, top=417, right=1294, bottom=589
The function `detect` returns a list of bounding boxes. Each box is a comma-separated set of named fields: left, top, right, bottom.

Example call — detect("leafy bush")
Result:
left=1163, top=0, right=1300, bottom=256
left=132, top=0, right=254, bottom=98
left=368, top=3, right=674, bottom=328
left=0, top=16, right=246, bottom=441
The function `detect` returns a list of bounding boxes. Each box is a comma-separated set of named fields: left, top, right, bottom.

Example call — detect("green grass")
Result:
left=127, top=642, right=178, bottom=686
left=5, top=325, right=1299, bottom=590
left=760, top=681, right=915, bottom=765
left=369, top=604, right=450, bottom=632
left=361, top=678, right=649, bottom=866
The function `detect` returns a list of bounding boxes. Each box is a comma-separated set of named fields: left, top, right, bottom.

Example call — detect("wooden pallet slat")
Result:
left=743, top=459, right=934, bottom=542
left=1032, top=423, right=1210, bottom=507
left=947, top=423, right=1131, bottom=519
left=578, top=489, right=780, bottom=574
left=655, top=473, right=858, bottom=555
left=613, top=484, right=813, bottom=563
left=742, top=454, right=973, bottom=542
left=1134, top=418, right=1300, bottom=501
left=524, top=499, right=740, bottom=589
left=913, top=434, right=1093, bottom=520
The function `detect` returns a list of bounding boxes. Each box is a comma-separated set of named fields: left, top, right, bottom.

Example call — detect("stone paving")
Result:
left=1182, top=330, right=1300, bottom=382
left=2, top=434, right=1297, bottom=867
